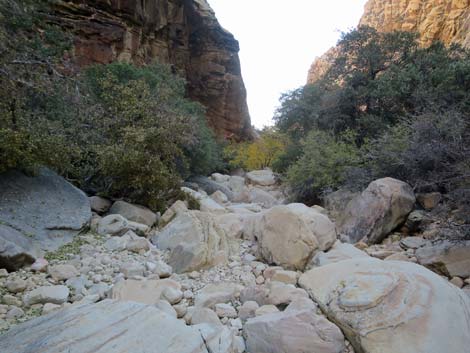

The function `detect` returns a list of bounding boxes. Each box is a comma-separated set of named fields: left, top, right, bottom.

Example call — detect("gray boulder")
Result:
left=416, top=240, right=470, bottom=278
left=89, top=196, right=111, bottom=214
left=0, top=225, right=41, bottom=271
left=109, top=201, right=157, bottom=227
left=0, top=300, right=209, bottom=353
left=189, top=176, right=234, bottom=200
left=0, top=168, right=91, bottom=251
left=338, top=178, right=415, bottom=244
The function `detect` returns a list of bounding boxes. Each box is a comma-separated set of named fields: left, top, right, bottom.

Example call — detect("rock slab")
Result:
left=0, top=300, right=208, bottom=353
left=0, top=168, right=91, bottom=251
left=299, top=258, right=470, bottom=353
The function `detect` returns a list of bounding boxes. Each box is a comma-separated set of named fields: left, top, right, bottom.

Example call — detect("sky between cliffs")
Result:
left=208, top=0, right=369, bottom=129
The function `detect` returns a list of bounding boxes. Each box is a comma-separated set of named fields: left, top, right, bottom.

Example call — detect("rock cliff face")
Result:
left=360, top=0, right=470, bottom=47
left=51, top=0, right=252, bottom=139
left=307, top=0, right=470, bottom=84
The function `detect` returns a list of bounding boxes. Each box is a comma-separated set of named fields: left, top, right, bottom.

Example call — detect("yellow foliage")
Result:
left=225, top=129, right=287, bottom=170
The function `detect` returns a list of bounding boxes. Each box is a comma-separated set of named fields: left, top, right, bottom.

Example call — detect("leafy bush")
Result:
left=225, top=128, right=287, bottom=171
left=286, top=130, right=361, bottom=202
left=0, top=1, right=224, bottom=211
left=274, top=26, right=470, bottom=204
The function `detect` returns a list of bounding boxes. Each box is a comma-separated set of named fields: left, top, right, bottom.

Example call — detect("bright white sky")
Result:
left=208, top=0, right=369, bottom=129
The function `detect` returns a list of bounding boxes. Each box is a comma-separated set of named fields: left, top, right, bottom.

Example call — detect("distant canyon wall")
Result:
left=307, top=0, right=470, bottom=84
left=51, top=0, right=252, bottom=140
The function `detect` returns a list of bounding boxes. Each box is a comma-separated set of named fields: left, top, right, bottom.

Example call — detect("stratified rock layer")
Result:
left=307, top=0, right=470, bottom=84
left=360, top=0, right=470, bottom=47
left=51, top=0, right=252, bottom=139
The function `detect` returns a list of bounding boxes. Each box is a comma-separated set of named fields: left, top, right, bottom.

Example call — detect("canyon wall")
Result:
left=51, top=0, right=252, bottom=139
left=307, top=0, right=470, bottom=84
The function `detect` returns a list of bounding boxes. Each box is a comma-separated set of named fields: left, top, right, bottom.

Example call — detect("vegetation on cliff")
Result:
left=273, top=27, right=469, bottom=204
left=0, top=0, right=223, bottom=211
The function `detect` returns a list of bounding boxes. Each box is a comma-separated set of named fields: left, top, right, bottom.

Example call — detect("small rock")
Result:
left=239, top=301, right=259, bottom=321
left=89, top=196, right=112, bottom=214
left=0, top=269, right=8, bottom=277
left=30, top=258, right=49, bottom=272
left=173, top=303, right=188, bottom=318
left=2, top=295, right=22, bottom=306
left=162, top=287, right=183, bottom=305
left=191, top=307, right=222, bottom=327
left=23, top=285, right=69, bottom=306
left=6, top=278, right=27, bottom=293
left=450, top=277, right=464, bottom=288
left=417, top=192, right=442, bottom=210
left=154, top=261, right=173, bottom=278
left=271, top=270, right=298, bottom=285
left=215, top=303, right=238, bottom=318
left=126, top=238, right=150, bottom=253
left=48, top=264, right=79, bottom=281
left=120, top=262, right=144, bottom=279
left=230, top=318, right=243, bottom=330
left=42, top=303, right=61, bottom=315
left=97, top=214, right=129, bottom=236
left=6, top=306, right=24, bottom=319
left=255, top=305, right=279, bottom=316
left=183, top=290, right=193, bottom=299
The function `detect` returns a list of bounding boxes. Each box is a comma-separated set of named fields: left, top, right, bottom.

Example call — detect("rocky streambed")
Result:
left=0, top=169, right=469, bottom=353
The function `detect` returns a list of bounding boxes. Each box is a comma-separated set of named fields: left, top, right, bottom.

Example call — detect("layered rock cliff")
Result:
left=307, top=0, right=470, bottom=84
left=50, top=0, right=252, bottom=140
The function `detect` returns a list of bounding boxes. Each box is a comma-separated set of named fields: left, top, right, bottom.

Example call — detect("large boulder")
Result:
left=246, top=169, right=276, bottom=186
left=0, top=168, right=91, bottom=251
left=338, top=178, right=415, bottom=244
left=151, top=211, right=230, bottom=273
left=0, top=300, right=209, bottom=353
left=0, top=225, right=41, bottom=271
left=109, top=201, right=157, bottom=227
left=254, top=204, right=336, bottom=270
left=244, top=302, right=344, bottom=353
left=299, top=258, right=470, bottom=353
left=415, top=240, right=470, bottom=278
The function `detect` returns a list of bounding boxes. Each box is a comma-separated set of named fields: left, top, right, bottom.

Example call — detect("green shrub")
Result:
left=286, top=130, right=361, bottom=203
left=0, top=0, right=225, bottom=212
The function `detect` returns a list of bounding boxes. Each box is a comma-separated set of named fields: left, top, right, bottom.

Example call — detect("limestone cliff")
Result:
left=50, top=0, right=252, bottom=140
left=307, top=0, right=470, bottom=84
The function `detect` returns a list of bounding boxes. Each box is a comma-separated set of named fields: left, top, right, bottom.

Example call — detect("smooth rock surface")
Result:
left=109, top=201, right=157, bottom=227
left=416, top=240, right=470, bottom=278
left=244, top=306, right=345, bottom=353
left=0, top=168, right=91, bottom=251
left=338, top=178, right=416, bottom=244
left=152, top=211, right=230, bottom=273
left=254, top=204, right=336, bottom=270
left=299, top=258, right=470, bottom=353
left=0, top=300, right=208, bottom=353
